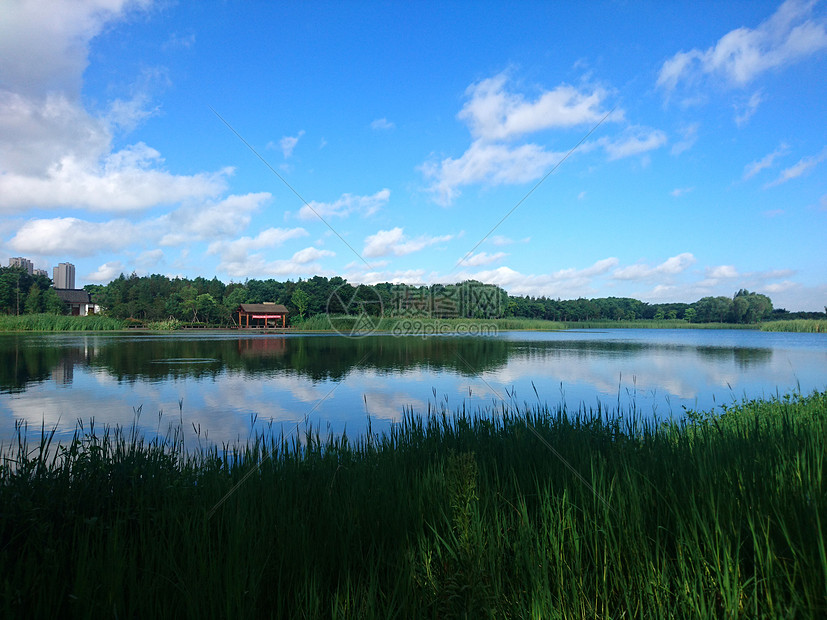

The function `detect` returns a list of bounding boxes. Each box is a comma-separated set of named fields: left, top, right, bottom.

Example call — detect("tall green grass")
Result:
left=761, top=319, right=826, bottom=333
left=561, top=319, right=755, bottom=329
left=0, top=313, right=126, bottom=331
left=302, top=314, right=567, bottom=332
left=291, top=315, right=761, bottom=333
left=1, top=391, right=825, bottom=617
left=144, top=318, right=184, bottom=331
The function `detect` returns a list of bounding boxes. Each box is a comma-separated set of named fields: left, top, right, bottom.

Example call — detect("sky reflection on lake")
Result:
left=1, top=329, right=825, bottom=446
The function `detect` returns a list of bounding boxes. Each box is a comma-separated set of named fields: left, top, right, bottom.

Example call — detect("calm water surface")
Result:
left=1, top=329, right=825, bottom=445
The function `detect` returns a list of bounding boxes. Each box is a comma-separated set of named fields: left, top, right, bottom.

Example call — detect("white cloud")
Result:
left=766, top=282, right=827, bottom=311
left=291, top=246, right=334, bottom=264
left=743, top=143, right=790, bottom=179
left=348, top=257, right=619, bottom=300
left=158, top=192, right=271, bottom=245
left=552, top=257, right=619, bottom=280
left=671, top=122, right=699, bottom=156
left=136, top=249, right=165, bottom=269
left=5, top=192, right=274, bottom=263
left=457, top=251, right=507, bottom=267
left=8, top=217, right=140, bottom=256
left=760, top=268, right=796, bottom=280
left=490, top=235, right=514, bottom=246
left=422, top=140, right=565, bottom=205
left=371, top=118, right=395, bottom=130
left=104, top=66, right=168, bottom=134
left=0, top=1, right=233, bottom=216
left=707, top=265, right=739, bottom=279
left=763, top=281, right=798, bottom=293
left=363, top=227, right=454, bottom=258
left=107, top=91, right=159, bottom=134
left=455, top=258, right=618, bottom=299
left=658, top=0, right=827, bottom=91
left=654, top=253, right=697, bottom=274
left=0, top=119, right=230, bottom=213
left=734, top=90, right=765, bottom=126
left=0, top=90, right=109, bottom=175
left=219, top=246, right=334, bottom=279
left=421, top=72, right=621, bottom=205
left=297, top=189, right=390, bottom=220
left=0, top=0, right=152, bottom=99
left=86, top=261, right=127, bottom=282
left=458, top=73, right=613, bottom=141
left=164, top=31, right=196, bottom=50
left=700, top=265, right=797, bottom=291
left=671, top=187, right=694, bottom=197
left=612, top=253, right=696, bottom=281
left=208, top=227, right=309, bottom=263
left=354, top=268, right=429, bottom=286
left=278, top=130, right=305, bottom=158
left=601, top=126, right=668, bottom=160
left=765, top=146, right=827, bottom=187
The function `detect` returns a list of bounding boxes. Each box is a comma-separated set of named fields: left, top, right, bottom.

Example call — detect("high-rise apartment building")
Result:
left=8, top=257, right=34, bottom=275
left=53, top=262, right=75, bottom=289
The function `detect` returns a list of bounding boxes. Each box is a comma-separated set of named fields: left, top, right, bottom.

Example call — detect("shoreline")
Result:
left=1, top=314, right=824, bottom=333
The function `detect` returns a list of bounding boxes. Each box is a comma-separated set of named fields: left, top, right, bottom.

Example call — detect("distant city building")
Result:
left=53, top=262, right=76, bottom=289
left=8, top=257, right=34, bottom=275
left=33, top=268, right=48, bottom=277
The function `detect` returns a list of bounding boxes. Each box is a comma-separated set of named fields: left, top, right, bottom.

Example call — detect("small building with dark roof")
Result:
left=236, top=303, right=289, bottom=328
left=54, top=288, right=98, bottom=316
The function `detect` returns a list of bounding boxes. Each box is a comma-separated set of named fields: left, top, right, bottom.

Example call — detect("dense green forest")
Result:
left=1, top=266, right=822, bottom=326
left=0, top=267, right=67, bottom=315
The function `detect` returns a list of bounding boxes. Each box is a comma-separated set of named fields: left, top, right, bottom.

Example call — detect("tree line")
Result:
left=0, top=266, right=67, bottom=315
left=2, top=267, right=813, bottom=326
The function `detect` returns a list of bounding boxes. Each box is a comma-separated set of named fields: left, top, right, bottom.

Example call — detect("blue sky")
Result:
left=1, top=0, right=825, bottom=310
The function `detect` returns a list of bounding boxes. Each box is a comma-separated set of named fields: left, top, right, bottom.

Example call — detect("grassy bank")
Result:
left=2, top=391, right=825, bottom=617
left=303, top=316, right=827, bottom=333
left=4, top=313, right=822, bottom=333
left=557, top=319, right=753, bottom=330
left=303, top=314, right=567, bottom=332
left=0, top=314, right=126, bottom=331
left=300, top=314, right=758, bottom=333
left=761, top=319, right=826, bottom=333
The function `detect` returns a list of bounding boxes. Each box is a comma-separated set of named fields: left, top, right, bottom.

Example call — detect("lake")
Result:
left=1, top=329, right=825, bottom=446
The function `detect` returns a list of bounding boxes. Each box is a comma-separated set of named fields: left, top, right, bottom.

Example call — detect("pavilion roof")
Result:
left=238, top=303, right=289, bottom=314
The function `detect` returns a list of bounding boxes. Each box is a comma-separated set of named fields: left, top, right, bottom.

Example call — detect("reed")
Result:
left=294, top=315, right=762, bottom=333
left=144, top=318, right=184, bottom=331
left=1, top=390, right=825, bottom=617
left=0, top=313, right=126, bottom=331
left=312, top=314, right=567, bottom=333
left=760, top=319, right=826, bottom=333
left=560, top=319, right=754, bottom=329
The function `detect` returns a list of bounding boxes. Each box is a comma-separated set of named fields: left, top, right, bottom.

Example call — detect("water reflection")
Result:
left=0, top=334, right=516, bottom=389
left=0, top=333, right=780, bottom=392
left=0, top=330, right=824, bottom=445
